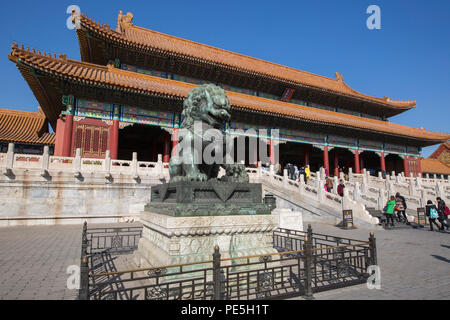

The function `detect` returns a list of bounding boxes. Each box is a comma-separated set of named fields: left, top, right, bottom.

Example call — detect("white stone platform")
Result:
left=133, top=211, right=280, bottom=269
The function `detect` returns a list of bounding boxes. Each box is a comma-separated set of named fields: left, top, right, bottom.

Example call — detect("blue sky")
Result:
left=0, top=0, right=448, bottom=157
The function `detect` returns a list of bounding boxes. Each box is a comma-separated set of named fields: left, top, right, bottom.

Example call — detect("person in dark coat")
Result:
left=426, top=200, right=442, bottom=231
left=395, top=192, right=408, bottom=223
left=436, top=197, right=449, bottom=231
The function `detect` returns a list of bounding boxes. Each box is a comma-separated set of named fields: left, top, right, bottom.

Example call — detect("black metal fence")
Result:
left=78, top=223, right=377, bottom=300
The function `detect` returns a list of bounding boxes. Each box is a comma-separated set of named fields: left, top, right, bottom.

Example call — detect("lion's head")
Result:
left=181, top=84, right=231, bottom=130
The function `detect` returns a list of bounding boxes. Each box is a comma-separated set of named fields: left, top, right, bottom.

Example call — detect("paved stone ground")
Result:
left=0, top=221, right=448, bottom=299
left=296, top=222, right=450, bottom=300
left=0, top=222, right=139, bottom=300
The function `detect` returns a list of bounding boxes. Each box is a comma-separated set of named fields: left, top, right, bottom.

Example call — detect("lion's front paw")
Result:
left=182, top=172, right=208, bottom=182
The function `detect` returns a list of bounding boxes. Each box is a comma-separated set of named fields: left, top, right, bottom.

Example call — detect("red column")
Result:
left=323, top=145, right=329, bottom=174
left=304, top=144, right=310, bottom=166
left=333, top=149, right=339, bottom=177
left=354, top=149, right=360, bottom=174
left=163, top=132, right=171, bottom=163
left=171, top=128, right=178, bottom=156
left=54, top=118, right=65, bottom=156
left=403, top=156, right=410, bottom=177
left=110, top=120, right=119, bottom=159
left=269, top=139, right=275, bottom=165
left=62, top=114, right=73, bottom=157
left=380, top=152, right=386, bottom=172
left=417, top=157, right=422, bottom=176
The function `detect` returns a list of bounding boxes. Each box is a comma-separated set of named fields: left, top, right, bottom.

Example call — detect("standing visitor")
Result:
left=436, top=197, right=449, bottom=231
left=325, top=177, right=333, bottom=193
left=426, top=200, right=442, bottom=231
left=304, top=165, right=310, bottom=184
left=384, top=196, right=396, bottom=228
left=395, top=192, right=408, bottom=223
left=337, top=179, right=345, bottom=197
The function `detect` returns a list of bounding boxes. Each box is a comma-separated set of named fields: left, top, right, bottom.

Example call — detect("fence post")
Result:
left=213, top=245, right=222, bottom=300
left=303, top=237, right=314, bottom=300
left=78, top=221, right=89, bottom=300
left=368, top=232, right=377, bottom=266
left=307, top=224, right=313, bottom=246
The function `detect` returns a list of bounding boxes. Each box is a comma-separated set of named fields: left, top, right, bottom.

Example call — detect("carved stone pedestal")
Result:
left=133, top=211, right=280, bottom=270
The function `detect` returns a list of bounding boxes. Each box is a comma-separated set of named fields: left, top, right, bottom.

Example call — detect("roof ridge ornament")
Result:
left=335, top=72, right=343, bottom=82
left=117, top=10, right=134, bottom=33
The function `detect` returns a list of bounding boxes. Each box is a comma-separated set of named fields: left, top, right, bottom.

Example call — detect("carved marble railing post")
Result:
left=378, top=188, right=386, bottom=211
left=416, top=175, right=422, bottom=189
left=132, top=152, right=138, bottom=180
left=104, top=150, right=112, bottom=179
left=339, top=171, right=344, bottom=180
left=342, top=187, right=349, bottom=210
left=3, top=143, right=14, bottom=176
left=316, top=170, right=321, bottom=182
left=361, top=174, right=368, bottom=194
left=409, top=178, right=415, bottom=196
left=257, top=161, right=262, bottom=178
left=387, top=181, right=395, bottom=198
left=333, top=176, right=339, bottom=194
left=74, top=148, right=82, bottom=178
left=353, top=182, right=360, bottom=201
left=157, top=154, right=163, bottom=177
left=41, top=146, right=50, bottom=177
left=299, top=174, right=305, bottom=193
left=436, top=181, right=443, bottom=199
left=420, top=189, right=426, bottom=207
left=348, top=167, right=353, bottom=181
left=283, top=169, right=288, bottom=187
left=318, top=180, right=325, bottom=202
left=269, top=164, right=274, bottom=175
left=378, top=172, right=383, bottom=179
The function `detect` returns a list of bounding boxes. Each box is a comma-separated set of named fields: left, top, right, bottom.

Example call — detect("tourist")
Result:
left=436, top=197, right=449, bottom=231
left=384, top=196, right=396, bottom=228
left=325, top=177, right=333, bottom=193
left=395, top=192, right=408, bottom=223
left=337, top=179, right=345, bottom=197
left=275, top=163, right=282, bottom=176
left=426, top=200, right=442, bottom=231
left=304, top=165, right=310, bottom=184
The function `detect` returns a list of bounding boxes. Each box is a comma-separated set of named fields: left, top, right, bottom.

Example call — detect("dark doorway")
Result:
left=360, top=151, right=380, bottom=176
left=118, top=124, right=166, bottom=161
left=385, top=154, right=404, bottom=175
left=329, top=147, right=354, bottom=176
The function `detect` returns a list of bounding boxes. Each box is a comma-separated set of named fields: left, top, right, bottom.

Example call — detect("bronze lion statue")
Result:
left=169, top=84, right=248, bottom=183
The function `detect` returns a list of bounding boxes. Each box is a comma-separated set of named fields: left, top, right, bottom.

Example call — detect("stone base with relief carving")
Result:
left=133, top=211, right=280, bottom=273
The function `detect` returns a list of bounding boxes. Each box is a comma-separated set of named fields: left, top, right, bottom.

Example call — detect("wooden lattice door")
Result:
left=72, top=123, right=110, bottom=158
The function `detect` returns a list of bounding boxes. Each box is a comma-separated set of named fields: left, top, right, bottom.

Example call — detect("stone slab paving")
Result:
left=0, top=222, right=140, bottom=300
left=0, top=221, right=449, bottom=300
left=293, top=222, right=450, bottom=300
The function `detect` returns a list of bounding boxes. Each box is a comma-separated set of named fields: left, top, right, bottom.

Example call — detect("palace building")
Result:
left=6, top=11, right=450, bottom=177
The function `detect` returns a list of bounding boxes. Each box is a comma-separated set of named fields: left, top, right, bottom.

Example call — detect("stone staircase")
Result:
left=246, top=167, right=380, bottom=228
